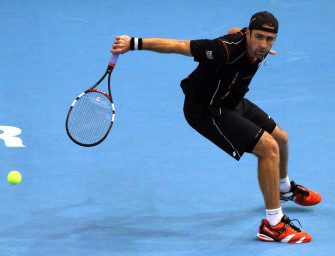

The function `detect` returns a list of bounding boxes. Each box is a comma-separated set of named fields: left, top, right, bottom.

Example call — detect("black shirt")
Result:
left=183, top=28, right=263, bottom=108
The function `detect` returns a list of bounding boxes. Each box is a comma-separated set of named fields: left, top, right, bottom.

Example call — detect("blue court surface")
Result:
left=1, top=0, right=334, bottom=255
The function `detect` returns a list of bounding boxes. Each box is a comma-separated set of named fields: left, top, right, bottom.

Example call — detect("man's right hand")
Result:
left=111, top=35, right=131, bottom=54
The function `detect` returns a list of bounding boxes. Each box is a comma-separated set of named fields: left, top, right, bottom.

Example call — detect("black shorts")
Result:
left=183, top=95, right=276, bottom=161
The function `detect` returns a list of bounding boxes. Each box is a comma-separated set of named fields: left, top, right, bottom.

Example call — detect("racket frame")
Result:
left=65, top=54, right=119, bottom=147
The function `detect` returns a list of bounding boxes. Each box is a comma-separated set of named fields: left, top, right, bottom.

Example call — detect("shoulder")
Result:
left=215, top=27, right=247, bottom=63
left=218, top=27, right=246, bottom=45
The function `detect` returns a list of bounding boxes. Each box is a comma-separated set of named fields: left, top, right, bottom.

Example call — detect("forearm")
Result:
left=142, top=38, right=192, bottom=56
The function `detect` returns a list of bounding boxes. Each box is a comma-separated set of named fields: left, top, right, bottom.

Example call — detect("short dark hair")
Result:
left=248, top=11, right=279, bottom=34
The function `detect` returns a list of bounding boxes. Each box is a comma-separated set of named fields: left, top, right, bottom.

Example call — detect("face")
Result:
left=246, top=25, right=277, bottom=59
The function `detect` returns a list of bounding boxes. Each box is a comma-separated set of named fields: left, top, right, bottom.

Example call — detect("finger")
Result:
left=269, top=50, right=276, bottom=55
left=111, top=48, right=122, bottom=54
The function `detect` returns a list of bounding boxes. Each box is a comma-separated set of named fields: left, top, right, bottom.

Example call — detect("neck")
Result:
left=246, top=36, right=258, bottom=61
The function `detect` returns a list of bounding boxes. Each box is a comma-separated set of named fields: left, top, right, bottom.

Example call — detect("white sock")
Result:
left=280, top=176, right=291, bottom=193
left=266, top=207, right=284, bottom=226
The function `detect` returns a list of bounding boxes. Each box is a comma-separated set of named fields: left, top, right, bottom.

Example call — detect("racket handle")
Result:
left=108, top=53, right=119, bottom=67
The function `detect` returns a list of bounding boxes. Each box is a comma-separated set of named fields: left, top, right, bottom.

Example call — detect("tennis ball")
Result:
left=7, top=171, right=21, bottom=185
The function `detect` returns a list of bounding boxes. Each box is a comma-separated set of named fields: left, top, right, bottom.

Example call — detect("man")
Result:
left=111, top=11, right=321, bottom=243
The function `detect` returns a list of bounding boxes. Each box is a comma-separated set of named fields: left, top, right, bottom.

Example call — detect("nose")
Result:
left=260, top=38, right=267, bottom=48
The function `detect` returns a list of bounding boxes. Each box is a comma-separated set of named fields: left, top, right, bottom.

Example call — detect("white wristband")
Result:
left=134, top=38, right=139, bottom=50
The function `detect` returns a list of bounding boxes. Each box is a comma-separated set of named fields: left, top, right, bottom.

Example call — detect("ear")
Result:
left=246, top=28, right=251, bottom=38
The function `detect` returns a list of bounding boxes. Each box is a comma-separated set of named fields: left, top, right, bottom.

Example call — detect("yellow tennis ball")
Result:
left=7, top=171, right=21, bottom=185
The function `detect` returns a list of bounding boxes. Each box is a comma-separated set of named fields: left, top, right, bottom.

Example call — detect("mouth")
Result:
left=258, top=50, right=268, bottom=55
left=256, top=50, right=268, bottom=58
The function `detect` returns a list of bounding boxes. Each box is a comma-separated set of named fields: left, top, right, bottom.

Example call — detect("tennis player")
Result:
left=111, top=11, right=321, bottom=243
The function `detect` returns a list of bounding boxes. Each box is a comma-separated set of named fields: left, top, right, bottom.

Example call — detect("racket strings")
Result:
left=67, top=91, right=114, bottom=145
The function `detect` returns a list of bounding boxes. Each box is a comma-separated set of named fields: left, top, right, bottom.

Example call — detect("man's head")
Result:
left=246, top=11, right=279, bottom=59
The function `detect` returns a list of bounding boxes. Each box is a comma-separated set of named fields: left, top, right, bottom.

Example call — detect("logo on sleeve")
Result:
left=206, top=50, right=213, bottom=59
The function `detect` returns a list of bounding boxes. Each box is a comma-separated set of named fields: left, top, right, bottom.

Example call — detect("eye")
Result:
left=266, top=37, right=275, bottom=42
left=255, top=34, right=264, bottom=40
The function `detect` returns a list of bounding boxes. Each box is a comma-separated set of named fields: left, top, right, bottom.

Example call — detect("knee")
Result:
left=276, top=129, right=289, bottom=147
left=253, top=132, right=280, bottom=159
left=264, top=137, right=280, bottom=158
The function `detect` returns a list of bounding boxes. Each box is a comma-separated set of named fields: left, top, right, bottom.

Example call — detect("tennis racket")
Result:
left=66, top=53, right=119, bottom=147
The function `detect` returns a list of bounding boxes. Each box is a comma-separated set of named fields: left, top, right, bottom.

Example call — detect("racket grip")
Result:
left=109, top=53, right=119, bottom=67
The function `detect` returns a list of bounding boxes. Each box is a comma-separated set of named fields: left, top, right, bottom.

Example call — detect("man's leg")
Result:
left=271, top=125, right=322, bottom=206
left=252, top=131, right=280, bottom=210
left=271, top=125, right=288, bottom=179
left=252, top=131, right=313, bottom=243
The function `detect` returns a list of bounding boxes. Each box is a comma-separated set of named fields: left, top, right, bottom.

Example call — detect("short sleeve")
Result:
left=190, top=39, right=229, bottom=67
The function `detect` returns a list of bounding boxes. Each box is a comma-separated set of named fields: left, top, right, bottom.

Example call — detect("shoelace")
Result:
left=294, top=184, right=310, bottom=198
left=274, top=217, right=302, bottom=239
left=284, top=217, right=302, bottom=232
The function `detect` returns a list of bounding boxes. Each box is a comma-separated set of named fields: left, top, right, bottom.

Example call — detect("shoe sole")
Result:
left=257, top=233, right=311, bottom=243
left=280, top=197, right=321, bottom=206
left=257, top=233, right=274, bottom=242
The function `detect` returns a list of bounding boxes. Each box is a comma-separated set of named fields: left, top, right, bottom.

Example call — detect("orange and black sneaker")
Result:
left=280, top=181, right=322, bottom=206
left=257, top=215, right=312, bottom=243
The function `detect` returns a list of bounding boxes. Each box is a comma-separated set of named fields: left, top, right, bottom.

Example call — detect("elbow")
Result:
left=177, top=40, right=192, bottom=56
left=228, top=28, right=236, bottom=34
left=228, top=28, right=241, bottom=34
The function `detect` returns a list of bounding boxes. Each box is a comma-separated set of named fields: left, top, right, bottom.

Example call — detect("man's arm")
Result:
left=111, top=35, right=192, bottom=57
